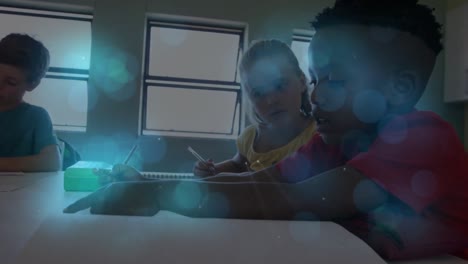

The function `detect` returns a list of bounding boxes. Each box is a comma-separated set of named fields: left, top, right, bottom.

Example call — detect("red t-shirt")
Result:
left=349, top=111, right=467, bottom=214
left=276, top=133, right=347, bottom=183
left=347, top=111, right=468, bottom=259
left=276, top=111, right=468, bottom=259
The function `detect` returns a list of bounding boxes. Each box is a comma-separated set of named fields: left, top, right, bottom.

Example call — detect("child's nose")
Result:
left=310, top=87, right=321, bottom=105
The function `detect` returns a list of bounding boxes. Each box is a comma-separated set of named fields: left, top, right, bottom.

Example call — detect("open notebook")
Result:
left=64, top=161, right=195, bottom=192
left=13, top=212, right=387, bottom=264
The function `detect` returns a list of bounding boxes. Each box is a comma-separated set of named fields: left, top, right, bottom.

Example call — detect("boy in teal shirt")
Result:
left=0, top=33, right=61, bottom=172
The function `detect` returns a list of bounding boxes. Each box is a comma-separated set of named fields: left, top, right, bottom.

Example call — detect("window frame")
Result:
left=141, top=18, right=246, bottom=139
left=291, top=29, right=314, bottom=83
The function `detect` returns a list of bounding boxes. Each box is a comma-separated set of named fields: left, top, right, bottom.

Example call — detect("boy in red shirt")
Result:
left=277, top=0, right=468, bottom=259
left=65, top=0, right=468, bottom=260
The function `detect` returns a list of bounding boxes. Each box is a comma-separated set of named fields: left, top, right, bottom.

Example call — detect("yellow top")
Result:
left=236, top=122, right=316, bottom=171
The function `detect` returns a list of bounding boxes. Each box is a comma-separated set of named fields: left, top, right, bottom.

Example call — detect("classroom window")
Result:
left=142, top=20, right=244, bottom=139
left=291, top=32, right=313, bottom=83
left=0, top=6, right=92, bottom=132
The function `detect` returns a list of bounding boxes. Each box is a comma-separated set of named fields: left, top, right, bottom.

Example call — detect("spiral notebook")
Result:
left=140, top=171, right=194, bottom=180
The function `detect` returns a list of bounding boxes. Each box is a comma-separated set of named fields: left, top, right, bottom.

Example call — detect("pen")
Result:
left=123, top=144, right=138, bottom=165
left=188, top=146, right=216, bottom=174
left=187, top=146, right=206, bottom=163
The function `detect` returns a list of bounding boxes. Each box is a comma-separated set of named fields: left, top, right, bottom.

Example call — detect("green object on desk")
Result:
left=64, top=161, right=112, bottom=192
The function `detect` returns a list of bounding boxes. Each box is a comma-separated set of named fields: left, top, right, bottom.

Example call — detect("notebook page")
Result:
left=0, top=173, right=38, bottom=192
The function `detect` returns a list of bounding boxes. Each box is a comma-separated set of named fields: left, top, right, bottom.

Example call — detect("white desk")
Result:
left=0, top=172, right=87, bottom=264
left=1, top=173, right=466, bottom=264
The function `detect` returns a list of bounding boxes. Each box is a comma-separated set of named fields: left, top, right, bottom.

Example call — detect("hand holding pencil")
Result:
left=94, top=144, right=143, bottom=185
left=189, top=146, right=216, bottom=177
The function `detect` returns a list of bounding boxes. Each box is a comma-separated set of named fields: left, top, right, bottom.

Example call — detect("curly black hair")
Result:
left=311, top=0, right=443, bottom=54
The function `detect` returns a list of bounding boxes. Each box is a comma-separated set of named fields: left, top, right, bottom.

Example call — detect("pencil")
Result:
left=187, top=146, right=206, bottom=163
left=123, top=144, right=138, bottom=164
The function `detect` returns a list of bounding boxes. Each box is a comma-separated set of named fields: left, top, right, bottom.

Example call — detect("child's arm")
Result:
left=214, top=152, right=250, bottom=173
left=171, top=165, right=389, bottom=220
left=193, top=152, right=249, bottom=177
left=0, top=145, right=62, bottom=172
left=202, top=165, right=281, bottom=182
left=64, top=165, right=389, bottom=220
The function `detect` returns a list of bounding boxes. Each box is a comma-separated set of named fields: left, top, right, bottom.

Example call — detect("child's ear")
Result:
left=386, top=71, right=417, bottom=106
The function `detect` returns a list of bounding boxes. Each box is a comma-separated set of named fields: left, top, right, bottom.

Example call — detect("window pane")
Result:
left=148, top=26, right=240, bottom=82
left=0, top=8, right=91, bottom=70
left=145, top=86, right=238, bottom=134
left=291, top=40, right=311, bottom=81
left=23, top=78, right=88, bottom=129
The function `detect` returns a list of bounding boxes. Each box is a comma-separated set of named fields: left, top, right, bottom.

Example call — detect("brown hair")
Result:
left=0, top=33, right=50, bottom=84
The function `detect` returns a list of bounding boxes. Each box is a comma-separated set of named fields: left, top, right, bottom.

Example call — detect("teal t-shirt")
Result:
left=0, top=102, right=57, bottom=157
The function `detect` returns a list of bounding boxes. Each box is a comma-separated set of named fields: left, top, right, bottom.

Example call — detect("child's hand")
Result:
left=111, top=164, right=142, bottom=181
left=94, top=168, right=114, bottom=186
left=94, top=164, right=143, bottom=185
left=193, top=159, right=216, bottom=177
left=63, top=181, right=160, bottom=216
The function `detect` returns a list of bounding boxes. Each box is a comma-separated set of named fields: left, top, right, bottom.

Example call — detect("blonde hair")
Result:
left=239, top=39, right=311, bottom=126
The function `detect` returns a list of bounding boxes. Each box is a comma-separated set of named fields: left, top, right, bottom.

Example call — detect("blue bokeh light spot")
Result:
left=173, top=182, right=202, bottom=210
left=353, top=89, right=387, bottom=123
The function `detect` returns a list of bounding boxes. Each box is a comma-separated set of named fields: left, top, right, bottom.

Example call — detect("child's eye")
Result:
left=6, top=80, right=17, bottom=86
left=275, top=79, right=287, bottom=92
left=251, top=90, right=263, bottom=98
